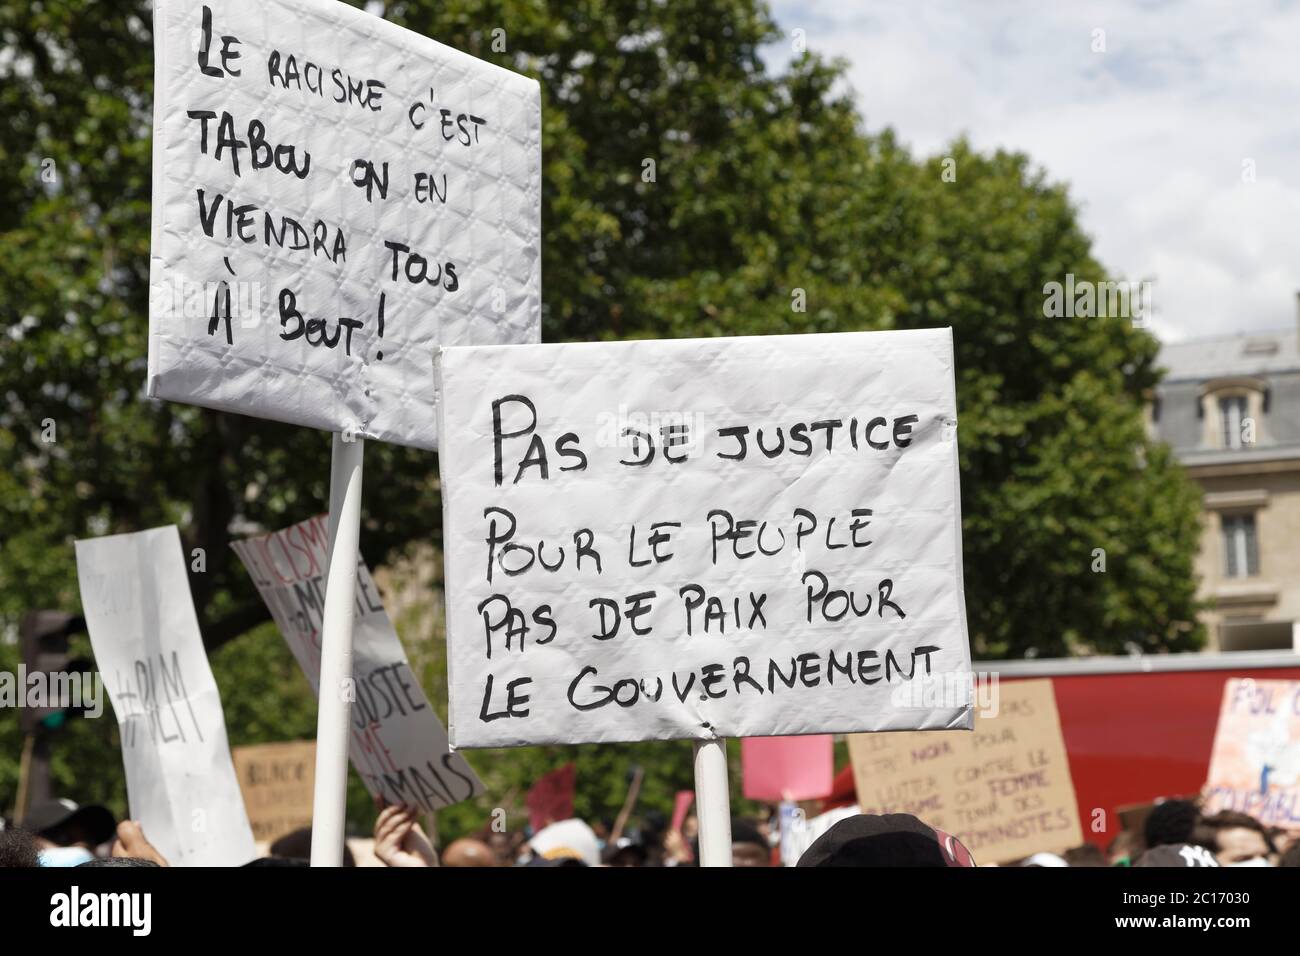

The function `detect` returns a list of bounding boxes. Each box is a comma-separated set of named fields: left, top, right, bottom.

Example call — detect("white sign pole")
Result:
left=310, top=433, right=365, bottom=867
left=693, top=739, right=733, bottom=867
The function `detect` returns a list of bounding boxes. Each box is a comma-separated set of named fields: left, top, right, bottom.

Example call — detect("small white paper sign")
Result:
left=75, top=526, right=257, bottom=866
left=232, top=516, right=484, bottom=809
left=435, top=328, right=974, bottom=748
left=148, top=0, right=541, bottom=448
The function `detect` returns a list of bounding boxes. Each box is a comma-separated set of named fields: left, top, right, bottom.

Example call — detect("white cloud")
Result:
left=769, top=0, right=1300, bottom=341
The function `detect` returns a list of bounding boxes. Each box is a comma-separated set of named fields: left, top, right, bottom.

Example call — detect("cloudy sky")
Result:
left=767, top=0, right=1300, bottom=343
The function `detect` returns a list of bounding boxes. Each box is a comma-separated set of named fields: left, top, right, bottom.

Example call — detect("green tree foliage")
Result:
left=0, top=0, right=1201, bottom=836
left=894, top=143, right=1204, bottom=657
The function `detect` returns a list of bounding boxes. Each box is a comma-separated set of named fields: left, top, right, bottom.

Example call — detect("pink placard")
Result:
left=526, top=763, right=576, bottom=832
left=671, top=790, right=695, bottom=833
left=742, top=735, right=834, bottom=802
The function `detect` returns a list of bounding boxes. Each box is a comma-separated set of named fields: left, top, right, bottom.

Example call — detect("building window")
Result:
left=1219, top=395, right=1248, bottom=449
left=1221, top=514, right=1259, bottom=578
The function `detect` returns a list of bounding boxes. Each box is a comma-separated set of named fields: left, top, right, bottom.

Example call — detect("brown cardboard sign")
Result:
left=848, top=679, right=1082, bottom=863
left=231, top=740, right=316, bottom=843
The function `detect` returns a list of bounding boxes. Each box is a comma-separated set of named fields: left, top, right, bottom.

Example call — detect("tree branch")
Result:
left=202, top=601, right=271, bottom=654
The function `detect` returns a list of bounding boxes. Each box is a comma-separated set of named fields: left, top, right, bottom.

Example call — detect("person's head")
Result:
left=269, top=827, right=356, bottom=867
left=528, top=819, right=600, bottom=867
left=1107, top=829, right=1144, bottom=866
left=480, top=828, right=520, bottom=865
left=1134, top=843, right=1219, bottom=867
left=20, top=799, right=116, bottom=852
left=0, top=827, right=41, bottom=868
left=1200, top=811, right=1274, bottom=867
left=680, top=813, right=698, bottom=842
left=1267, top=827, right=1296, bottom=860
left=729, top=819, right=770, bottom=867
left=242, top=857, right=310, bottom=867
left=1063, top=843, right=1107, bottom=867
left=442, top=838, right=496, bottom=867
left=1143, top=799, right=1200, bottom=849
left=603, top=838, right=649, bottom=867
left=637, top=811, right=668, bottom=866
left=797, top=813, right=977, bottom=867
left=1279, top=841, right=1300, bottom=868
left=77, top=857, right=160, bottom=867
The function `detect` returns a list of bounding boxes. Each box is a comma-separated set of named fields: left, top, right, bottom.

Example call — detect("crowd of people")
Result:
left=2, top=791, right=1296, bottom=868
left=1017, top=801, right=1300, bottom=868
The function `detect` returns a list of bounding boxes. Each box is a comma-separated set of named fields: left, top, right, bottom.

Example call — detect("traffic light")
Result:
left=18, top=610, right=92, bottom=735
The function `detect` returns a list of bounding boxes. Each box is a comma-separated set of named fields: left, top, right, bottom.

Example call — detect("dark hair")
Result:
left=77, top=857, right=160, bottom=867
left=1106, top=829, right=1144, bottom=862
left=1063, top=843, right=1107, bottom=867
left=686, top=822, right=767, bottom=866
left=243, top=856, right=310, bottom=867
left=0, top=827, right=41, bottom=869
left=603, top=842, right=649, bottom=866
left=797, top=814, right=966, bottom=867
left=1200, top=811, right=1275, bottom=855
left=729, top=818, right=767, bottom=853
left=639, top=810, right=667, bottom=843
left=1143, top=799, right=1200, bottom=848
left=269, top=827, right=356, bottom=867
left=1279, top=842, right=1300, bottom=868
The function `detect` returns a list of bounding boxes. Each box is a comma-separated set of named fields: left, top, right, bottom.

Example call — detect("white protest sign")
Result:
left=148, top=0, right=541, bottom=448
left=231, top=516, right=484, bottom=809
left=435, top=328, right=974, bottom=748
left=75, top=526, right=257, bottom=866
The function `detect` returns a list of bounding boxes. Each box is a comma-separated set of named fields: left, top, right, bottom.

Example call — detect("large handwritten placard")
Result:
left=76, top=526, right=257, bottom=866
left=148, top=0, right=541, bottom=448
left=1202, top=679, right=1300, bottom=829
left=435, top=328, right=973, bottom=747
left=232, top=516, right=484, bottom=810
left=848, top=679, right=1083, bottom=864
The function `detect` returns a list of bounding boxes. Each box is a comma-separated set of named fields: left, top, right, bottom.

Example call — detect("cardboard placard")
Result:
left=741, top=736, right=834, bottom=802
left=848, top=679, right=1082, bottom=864
left=436, top=328, right=973, bottom=747
left=232, top=740, right=317, bottom=842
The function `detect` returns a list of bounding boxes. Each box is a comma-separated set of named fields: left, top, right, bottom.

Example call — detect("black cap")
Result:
left=20, top=799, right=117, bottom=846
left=1134, top=843, right=1220, bottom=867
left=797, top=813, right=977, bottom=867
left=602, top=837, right=649, bottom=866
left=526, top=854, right=587, bottom=867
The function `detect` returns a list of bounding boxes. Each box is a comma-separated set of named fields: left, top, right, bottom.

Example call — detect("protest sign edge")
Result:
left=144, top=0, right=170, bottom=398
left=433, top=346, right=462, bottom=748
left=940, top=325, right=976, bottom=732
